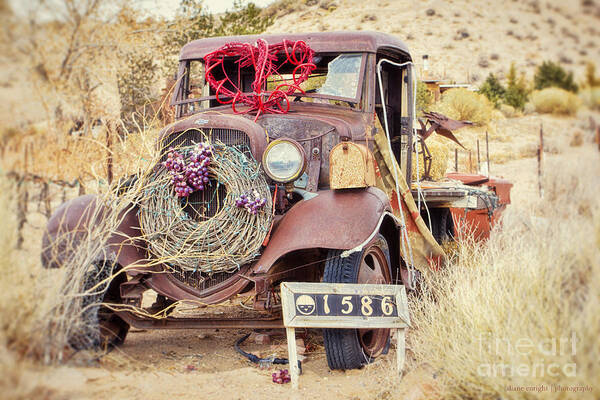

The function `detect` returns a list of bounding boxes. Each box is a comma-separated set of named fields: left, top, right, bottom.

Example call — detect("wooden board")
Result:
left=281, top=282, right=410, bottom=329
left=281, top=282, right=410, bottom=389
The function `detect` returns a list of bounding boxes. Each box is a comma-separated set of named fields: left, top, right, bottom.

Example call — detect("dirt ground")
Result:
left=28, top=326, right=416, bottom=400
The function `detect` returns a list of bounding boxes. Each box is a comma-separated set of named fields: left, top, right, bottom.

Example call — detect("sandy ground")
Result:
left=32, top=328, right=406, bottom=400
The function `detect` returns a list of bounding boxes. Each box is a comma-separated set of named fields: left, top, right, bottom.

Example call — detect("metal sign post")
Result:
left=281, top=282, right=410, bottom=389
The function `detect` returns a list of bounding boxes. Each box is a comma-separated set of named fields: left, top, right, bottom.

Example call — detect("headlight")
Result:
left=262, top=139, right=306, bottom=183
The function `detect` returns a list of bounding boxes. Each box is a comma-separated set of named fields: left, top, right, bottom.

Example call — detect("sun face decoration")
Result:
left=295, top=295, right=316, bottom=315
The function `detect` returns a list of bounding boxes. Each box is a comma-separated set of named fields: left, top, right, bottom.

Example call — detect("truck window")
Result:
left=175, top=52, right=366, bottom=115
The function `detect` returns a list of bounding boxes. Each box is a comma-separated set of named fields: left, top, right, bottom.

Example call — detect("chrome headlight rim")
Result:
left=262, top=138, right=306, bottom=183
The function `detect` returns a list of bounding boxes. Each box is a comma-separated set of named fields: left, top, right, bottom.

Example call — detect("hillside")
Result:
left=265, top=0, right=600, bottom=84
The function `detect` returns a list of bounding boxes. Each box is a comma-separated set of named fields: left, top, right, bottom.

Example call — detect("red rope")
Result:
left=204, top=39, right=316, bottom=120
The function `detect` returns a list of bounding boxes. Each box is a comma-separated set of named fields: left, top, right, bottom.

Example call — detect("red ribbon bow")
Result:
left=204, top=39, right=316, bottom=120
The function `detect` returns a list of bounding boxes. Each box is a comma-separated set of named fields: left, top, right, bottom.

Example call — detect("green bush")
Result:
left=165, top=0, right=273, bottom=52
left=585, top=62, right=600, bottom=88
left=531, top=87, right=581, bottom=115
left=504, top=63, right=529, bottom=110
left=479, top=73, right=505, bottom=108
left=534, top=61, right=578, bottom=93
left=416, top=80, right=433, bottom=115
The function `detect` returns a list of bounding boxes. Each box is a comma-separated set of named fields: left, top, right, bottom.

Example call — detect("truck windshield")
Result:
left=174, top=52, right=366, bottom=115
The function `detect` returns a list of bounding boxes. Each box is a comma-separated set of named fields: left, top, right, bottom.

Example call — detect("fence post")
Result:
left=477, top=139, right=481, bottom=173
left=538, top=124, right=544, bottom=198
left=16, top=180, right=28, bottom=249
left=486, top=130, right=490, bottom=178
left=42, top=182, right=52, bottom=219
left=454, top=149, right=458, bottom=172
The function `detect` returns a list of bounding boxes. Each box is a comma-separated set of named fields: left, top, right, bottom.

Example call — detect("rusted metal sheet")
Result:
left=447, top=172, right=513, bottom=206
left=158, top=113, right=268, bottom=159
left=145, top=266, right=251, bottom=305
left=117, top=311, right=283, bottom=329
left=251, top=187, right=391, bottom=275
left=41, top=195, right=145, bottom=270
left=420, top=111, right=473, bottom=148
left=180, top=31, right=411, bottom=61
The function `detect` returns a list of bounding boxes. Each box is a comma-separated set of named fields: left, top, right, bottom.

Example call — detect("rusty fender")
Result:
left=41, top=194, right=146, bottom=270
left=250, top=187, right=395, bottom=278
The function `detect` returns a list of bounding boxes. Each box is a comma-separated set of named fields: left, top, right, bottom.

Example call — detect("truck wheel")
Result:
left=70, top=261, right=129, bottom=350
left=322, top=234, right=392, bottom=370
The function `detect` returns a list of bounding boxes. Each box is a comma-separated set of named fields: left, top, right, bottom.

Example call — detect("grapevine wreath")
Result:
left=139, top=140, right=272, bottom=274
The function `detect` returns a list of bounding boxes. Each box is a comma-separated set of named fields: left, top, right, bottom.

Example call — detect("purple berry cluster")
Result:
left=162, top=143, right=213, bottom=198
left=235, top=190, right=267, bottom=215
left=272, top=369, right=291, bottom=384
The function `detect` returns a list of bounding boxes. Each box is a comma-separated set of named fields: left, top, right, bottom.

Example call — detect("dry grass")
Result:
left=531, top=88, right=582, bottom=116
left=0, top=121, right=160, bottom=186
left=432, top=88, right=495, bottom=126
left=408, top=147, right=600, bottom=399
left=0, top=177, right=55, bottom=399
left=579, top=87, right=600, bottom=111
left=412, top=136, right=450, bottom=181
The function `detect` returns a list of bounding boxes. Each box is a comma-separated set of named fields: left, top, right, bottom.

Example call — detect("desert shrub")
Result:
left=412, top=136, right=449, bottom=181
left=410, top=149, right=600, bottom=399
left=416, top=81, right=434, bottom=114
left=214, top=0, right=273, bottom=36
left=504, top=63, right=529, bottom=110
left=479, top=73, right=505, bottom=108
left=117, top=50, right=159, bottom=133
left=0, top=178, right=39, bottom=355
left=264, top=0, right=305, bottom=18
left=166, top=0, right=273, bottom=52
left=531, top=87, right=582, bottom=115
left=433, top=88, right=494, bottom=125
left=579, top=87, right=600, bottom=110
left=534, top=61, right=578, bottom=93
left=498, top=103, right=518, bottom=118
left=584, top=62, right=600, bottom=87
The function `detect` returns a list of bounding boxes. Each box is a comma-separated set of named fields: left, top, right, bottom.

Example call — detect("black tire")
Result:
left=322, top=234, right=392, bottom=370
left=70, top=261, right=129, bottom=351
left=431, top=208, right=454, bottom=244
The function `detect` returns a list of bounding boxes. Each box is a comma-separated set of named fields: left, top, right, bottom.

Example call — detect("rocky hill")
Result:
left=265, top=0, right=600, bottom=85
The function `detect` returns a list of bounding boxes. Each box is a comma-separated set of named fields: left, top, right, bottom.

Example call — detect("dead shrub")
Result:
left=410, top=149, right=600, bottom=399
left=498, top=104, right=518, bottom=118
left=531, top=88, right=582, bottom=116
left=432, top=88, right=495, bottom=125
left=579, top=87, right=600, bottom=110
left=570, top=130, right=584, bottom=147
left=0, top=176, right=54, bottom=398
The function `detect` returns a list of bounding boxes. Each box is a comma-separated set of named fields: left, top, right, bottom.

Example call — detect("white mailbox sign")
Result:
left=280, top=282, right=410, bottom=389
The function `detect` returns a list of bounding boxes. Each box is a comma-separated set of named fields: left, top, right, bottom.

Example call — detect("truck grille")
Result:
left=160, top=128, right=253, bottom=288
left=161, top=128, right=252, bottom=159
left=170, top=267, right=233, bottom=292
left=161, top=128, right=252, bottom=221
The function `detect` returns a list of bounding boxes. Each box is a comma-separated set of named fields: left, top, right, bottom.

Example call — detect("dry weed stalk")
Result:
left=408, top=147, right=600, bottom=399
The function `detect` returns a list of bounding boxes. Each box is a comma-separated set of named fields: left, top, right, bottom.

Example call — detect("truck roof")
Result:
left=179, top=31, right=411, bottom=61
